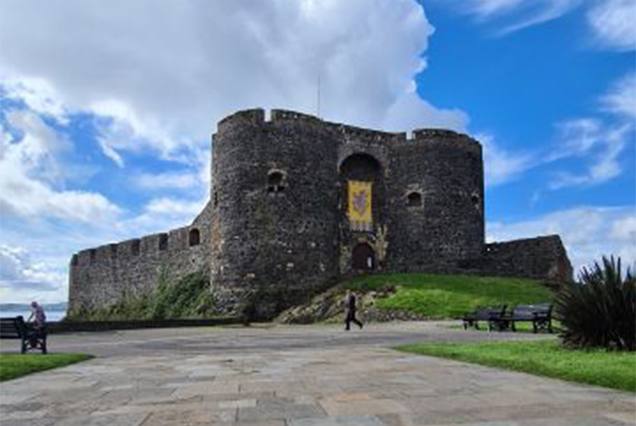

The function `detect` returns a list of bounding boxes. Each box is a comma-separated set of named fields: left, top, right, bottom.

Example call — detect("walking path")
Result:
left=1, top=322, right=634, bottom=425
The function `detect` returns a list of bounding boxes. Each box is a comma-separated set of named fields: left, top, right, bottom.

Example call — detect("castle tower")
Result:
left=211, top=110, right=342, bottom=319
left=210, top=109, right=484, bottom=319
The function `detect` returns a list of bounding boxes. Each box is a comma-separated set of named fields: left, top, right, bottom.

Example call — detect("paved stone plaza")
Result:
left=1, top=322, right=634, bottom=425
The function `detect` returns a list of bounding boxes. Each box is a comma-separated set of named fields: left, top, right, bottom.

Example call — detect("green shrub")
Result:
left=555, top=256, right=636, bottom=351
left=148, top=270, right=215, bottom=319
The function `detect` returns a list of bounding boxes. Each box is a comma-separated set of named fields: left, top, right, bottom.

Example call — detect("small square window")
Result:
left=407, top=192, right=422, bottom=207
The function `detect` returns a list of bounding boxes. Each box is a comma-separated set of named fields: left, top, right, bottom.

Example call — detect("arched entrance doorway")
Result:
left=352, top=243, right=375, bottom=271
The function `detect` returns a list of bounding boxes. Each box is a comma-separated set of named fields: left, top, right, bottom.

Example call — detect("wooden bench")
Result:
left=0, top=316, right=48, bottom=354
left=462, top=305, right=507, bottom=331
left=498, top=304, right=553, bottom=333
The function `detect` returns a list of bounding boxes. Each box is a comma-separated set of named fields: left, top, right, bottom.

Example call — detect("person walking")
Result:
left=344, top=290, right=363, bottom=331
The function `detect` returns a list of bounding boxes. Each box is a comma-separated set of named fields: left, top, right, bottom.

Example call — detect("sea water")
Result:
left=0, top=310, right=66, bottom=322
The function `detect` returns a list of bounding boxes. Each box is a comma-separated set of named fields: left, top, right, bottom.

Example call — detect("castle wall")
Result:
left=68, top=203, right=213, bottom=316
left=475, top=235, right=573, bottom=282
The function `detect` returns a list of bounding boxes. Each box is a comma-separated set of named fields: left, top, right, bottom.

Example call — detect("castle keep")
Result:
left=69, top=108, right=572, bottom=319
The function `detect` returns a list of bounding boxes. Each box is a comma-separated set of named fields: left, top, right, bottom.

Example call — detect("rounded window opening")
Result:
left=267, top=170, right=286, bottom=193
left=189, top=228, right=200, bottom=246
left=352, top=243, right=375, bottom=271
left=407, top=191, right=422, bottom=207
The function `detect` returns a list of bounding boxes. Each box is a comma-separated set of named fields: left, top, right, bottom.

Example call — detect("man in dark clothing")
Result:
left=344, top=290, right=363, bottom=331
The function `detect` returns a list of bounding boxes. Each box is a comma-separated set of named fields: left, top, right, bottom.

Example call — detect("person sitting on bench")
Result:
left=28, top=301, right=47, bottom=328
left=27, top=301, right=47, bottom=346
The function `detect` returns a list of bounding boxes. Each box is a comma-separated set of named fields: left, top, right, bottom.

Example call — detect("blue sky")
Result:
left=420, top=1, right=635, bottom=221
left=0, top=0, right=634, bottom=303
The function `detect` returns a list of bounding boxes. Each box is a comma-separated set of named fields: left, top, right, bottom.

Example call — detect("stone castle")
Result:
left=69, top=108, right=572, bottom=319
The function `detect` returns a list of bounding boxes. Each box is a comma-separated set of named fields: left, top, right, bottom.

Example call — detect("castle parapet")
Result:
left=217, top=108, right=265, bottom=132
left=270, top=109, right=322, bottom=123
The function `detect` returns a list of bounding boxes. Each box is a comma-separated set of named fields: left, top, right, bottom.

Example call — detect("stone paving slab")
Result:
left=0, top=322, right=634, bottom=425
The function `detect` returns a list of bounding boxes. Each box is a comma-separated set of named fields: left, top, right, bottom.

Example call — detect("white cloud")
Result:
left=97, top=137, right=125, bottom=168
left=0, top=110, right=121, bottom=223
left=3, top=110, right=70, bottom=184
left=587, top=0, right=636, bottom=51
left=478, top=133, right=535, bottom=187
left=117, top=197, right=207, bottom=238
left=497, top=0, right=581, bottom=35
left=2, top=77, right=69, bottom=124
left=549, top=121, right=631, bottom=189
left=0, top=0, right=466, bottom=166
left=487, top=206, right=636, bottom=276
left=548, top=118, right=602, bottom=160
left=610, top=215, right=636, bottom=242
left=547, top=71, right=636, bottom=191
left=456, top=0, right=581, bottom=34
left=601, top=71, right=636, bottom=119
left=467, top=0, right=526, bottom=18
left=133, top=171, right=200, bottom=191
left=0, top=245, right=63, bottom=303
left=445, top=0, right=635, bottom=49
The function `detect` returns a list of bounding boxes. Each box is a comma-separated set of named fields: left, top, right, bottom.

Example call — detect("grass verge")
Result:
left=344, top=273, right=551, bottom=318
left=449, top=320, right=562, bottom=333
left=0, top=353, right=93, bottom=382
left=397, top=340, right=636, bottom=392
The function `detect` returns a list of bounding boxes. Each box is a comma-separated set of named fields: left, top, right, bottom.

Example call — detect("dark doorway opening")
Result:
left=352, top=243, right=375, bottom=271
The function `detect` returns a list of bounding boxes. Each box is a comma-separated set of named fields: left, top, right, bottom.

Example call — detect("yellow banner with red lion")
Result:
left=348, top=180, right=372, bottom=231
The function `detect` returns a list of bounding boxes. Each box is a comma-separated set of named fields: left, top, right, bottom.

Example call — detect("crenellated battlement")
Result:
left=215, top=108, right=479, bottom=154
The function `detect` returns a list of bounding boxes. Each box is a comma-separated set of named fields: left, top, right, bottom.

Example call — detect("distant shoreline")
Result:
left=0, top=303, right=67, bottom=311
left=0, top=309, right=67, bottom=322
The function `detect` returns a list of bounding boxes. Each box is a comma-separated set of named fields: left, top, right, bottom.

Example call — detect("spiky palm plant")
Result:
left=555, top=256, right=636, bottom=351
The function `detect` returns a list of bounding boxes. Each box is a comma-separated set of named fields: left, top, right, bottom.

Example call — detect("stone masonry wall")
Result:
left=386, top=130, right=484, bottom=272
left=478, top=235, right=573, bottom=282
left=67, top=203, right=213, bottom=315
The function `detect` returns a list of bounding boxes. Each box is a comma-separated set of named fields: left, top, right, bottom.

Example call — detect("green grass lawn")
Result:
left=344, top=273, right=552, bottom=318
left=398, top=340, right=636, bottom=392
left=450, top=320, right=562, bottom=333
left=0, top=353, right=93, bottom=382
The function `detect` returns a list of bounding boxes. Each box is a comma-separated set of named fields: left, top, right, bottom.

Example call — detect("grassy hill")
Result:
left=279, top=273, right=554, bottom=323
left=343, top=273, right=552, bottom=319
